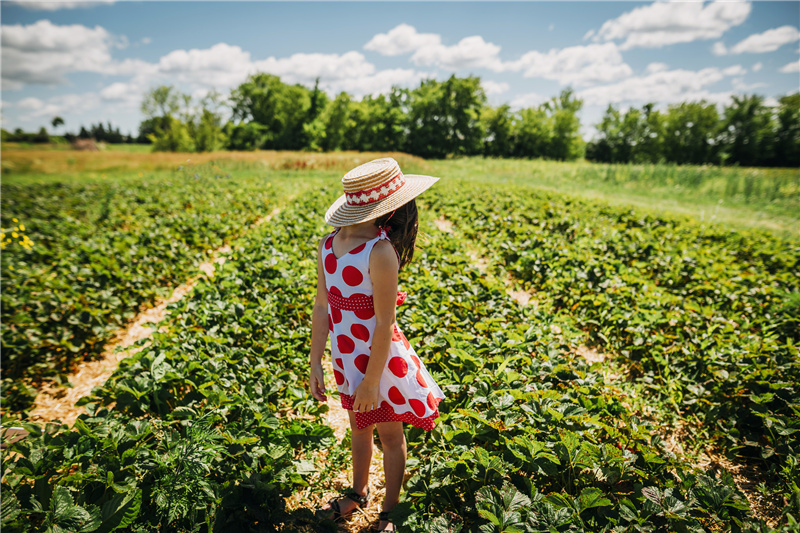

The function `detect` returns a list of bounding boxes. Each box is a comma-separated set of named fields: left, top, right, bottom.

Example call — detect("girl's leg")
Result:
left=376, top=421, right=406, bottom=530
left=320, top=410, right=374, bottom=515
left=349, top=410, right=374, bottom=498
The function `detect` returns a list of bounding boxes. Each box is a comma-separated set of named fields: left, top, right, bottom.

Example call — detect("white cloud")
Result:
left=504, top=43, right=632, bottom=86
left=365, top=24, right=505, bottom=71
left=712, top=42, right=727, bottom=56
left=732, top=77, right=767, bottom=91
left=13, top=93, right=97, bottom=121
left=482, top=80, right=510, bottom=95
left=779, top=60, right=800, bottom=73
left=509, top=92, right=546, bottom=110
left=1, top=20, right=131, bottom=89
left=645, top=62, right=669, bottom=74
left=330, top=69, right=433, bottom=98
left=141, top=37, right=152, bottom=45
left=593, top=0, right=751, bottom=50
left=548, top=23, right=555, bottom=32
left=577, top=65, right=743, bottom=107
left=16, top=97, right=45, bottom=110
left=364, top=24, right=440, bottom=56
left=752, top=61, right=763, bottom=72
left=728, top=25, right=800, bottom=54
left=7, top=0, right=115, bottom=10
left=254, top=51, right=376, bottom=84
left=723, top=65, right=747, bottom=76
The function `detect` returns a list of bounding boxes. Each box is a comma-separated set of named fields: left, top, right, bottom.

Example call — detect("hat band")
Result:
left=345, top=172, right=406, bottom=206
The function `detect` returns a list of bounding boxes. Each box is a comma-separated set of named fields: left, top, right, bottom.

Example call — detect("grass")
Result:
left=429, top=157, right=800, bottom=238
left=2, top=145, right=797, bottom=238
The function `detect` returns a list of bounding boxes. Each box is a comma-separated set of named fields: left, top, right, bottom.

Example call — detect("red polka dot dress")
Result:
left=324, top=225, right=445, bottom=431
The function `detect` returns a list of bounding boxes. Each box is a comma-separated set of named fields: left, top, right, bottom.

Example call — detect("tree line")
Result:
left=138, top=73, right=798, bottom=167
left=588, top=94, right=800, bottom=167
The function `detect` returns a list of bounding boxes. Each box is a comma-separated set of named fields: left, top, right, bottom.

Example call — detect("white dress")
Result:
left=323, top=225, right=445, bottom=430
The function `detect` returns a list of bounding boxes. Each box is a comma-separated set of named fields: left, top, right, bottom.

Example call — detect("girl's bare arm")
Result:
left=351, top=239, right=399, bottom=412
left=309, top=236, right=329, bottom=402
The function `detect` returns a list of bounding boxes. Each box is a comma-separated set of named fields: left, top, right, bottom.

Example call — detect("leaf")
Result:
left=1, top=493, right=22, bottom=525
left=94, top=490, right=141, bottom=533
left=577, top=487, right=612, bottom=512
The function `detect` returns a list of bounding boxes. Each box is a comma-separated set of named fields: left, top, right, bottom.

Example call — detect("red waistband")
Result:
left=327, top=289, right=407, bottom=311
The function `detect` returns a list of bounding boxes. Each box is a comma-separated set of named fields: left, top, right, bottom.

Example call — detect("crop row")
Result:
left=364, top=208, right=765, bottom=532
left=2, top=174, right=791, bottom=531
left=1, top=185, right=341, bottom=532
left=420, top=180, right=800, bottom=525
left=1, top=164, right=283, bottom=412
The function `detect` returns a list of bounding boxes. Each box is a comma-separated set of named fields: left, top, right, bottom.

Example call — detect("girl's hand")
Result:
left=352, top=379, right=380, bottom=413
left=310, top=364, right=327, bottom=402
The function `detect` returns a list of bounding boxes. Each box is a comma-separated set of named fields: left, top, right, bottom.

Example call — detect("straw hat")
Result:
left=324, top=157, right=440, bottom=226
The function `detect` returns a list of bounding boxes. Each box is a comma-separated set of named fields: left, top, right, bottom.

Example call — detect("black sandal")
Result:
left=376, top=510, right=395, bottom=532
left=316, top=488, right=370, bottom=521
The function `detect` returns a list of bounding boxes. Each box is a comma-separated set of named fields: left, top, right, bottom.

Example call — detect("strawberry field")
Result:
left=1, top=152, right=798, bottom=532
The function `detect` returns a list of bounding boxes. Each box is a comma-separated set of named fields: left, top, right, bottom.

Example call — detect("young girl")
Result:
left=309, top=157, right=446, bottom=532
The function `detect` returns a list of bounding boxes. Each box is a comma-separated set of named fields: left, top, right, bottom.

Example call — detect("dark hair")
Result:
left=374, top=199, right=418, bottom=270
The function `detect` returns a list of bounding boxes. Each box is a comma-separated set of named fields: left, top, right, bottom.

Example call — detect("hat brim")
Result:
left=324, top=174, right=440, bottom=227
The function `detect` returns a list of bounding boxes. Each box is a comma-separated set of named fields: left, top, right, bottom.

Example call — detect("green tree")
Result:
left=546, top=88, right=584, bottom=161
left=306, top=92, right=352, bottom=152
left=141, top=85, right=194, bottom=152
left=187, top=90, right=228, bottom=152
left=229, top=73, right=313, bottom=150
left=482, top=104, right=514, bottom=157
left=663, top=101, right=720, bottom=165
left=404, top=75, right=485, bottom=158
left=51, top=116, right=64, bottom=134
left=340, top=90, right=407, bottom=152
left=719, top=94, right=774, bottom=166
left=774, top=92, right=800, bottom=167
left=513, top=106, right=551, bottom=159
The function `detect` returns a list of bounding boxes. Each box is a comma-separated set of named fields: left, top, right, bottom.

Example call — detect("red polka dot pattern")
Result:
left=322, top=227, right=445, bottom=432
left=400, top=330, right=411, bottom=350
left=325, top=254, right=337, bottom=274
left=349, top=243, right=366, bottom=255
left=354, top=307, right=375, bottom=320
left=427, top=392, right=436, bottom=409
left=337, top=335, right=355, bottom=354
left=388, top=386, right=406, bottom=405
left=409, top=399, right=426, bottom=417
left=340, top=392, right=442, bottom=431
left=354, top=354, right=370, bottom=374
left=342, top=266, right=363, bottom=286
left=333, top=370, right=344, bottom=385
left=351, top=324, right=370, bottom=342
left=388, top=357, right=408, bottom=378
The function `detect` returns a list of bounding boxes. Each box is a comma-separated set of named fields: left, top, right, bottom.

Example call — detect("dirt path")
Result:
left=23, top=206, right=282, bottom=429
left=286, top=355, right=390, bottom=532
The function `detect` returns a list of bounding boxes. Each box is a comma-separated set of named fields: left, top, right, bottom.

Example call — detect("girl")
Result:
left=309, top=157, right=446, bottom=532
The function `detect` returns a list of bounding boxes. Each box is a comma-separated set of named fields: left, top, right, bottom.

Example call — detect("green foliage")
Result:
left=405, top=75, right=486, bottom=158
left=0, top=167, right=279, bottom=411
left=589, top=92, right=800, bottom=167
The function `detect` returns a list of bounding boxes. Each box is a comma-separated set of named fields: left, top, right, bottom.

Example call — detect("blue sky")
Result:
left=2, top=0, right=799, bottom=140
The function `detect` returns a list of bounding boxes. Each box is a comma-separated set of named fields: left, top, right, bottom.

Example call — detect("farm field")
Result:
left=1, top=148, right=798, bottom=532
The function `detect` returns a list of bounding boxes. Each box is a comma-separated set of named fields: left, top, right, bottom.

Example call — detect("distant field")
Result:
left=3, top=146, right=796, bottom=237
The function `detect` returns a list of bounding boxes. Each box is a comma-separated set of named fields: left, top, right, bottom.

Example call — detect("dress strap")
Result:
left=376, top=226, right=401, bottom=265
